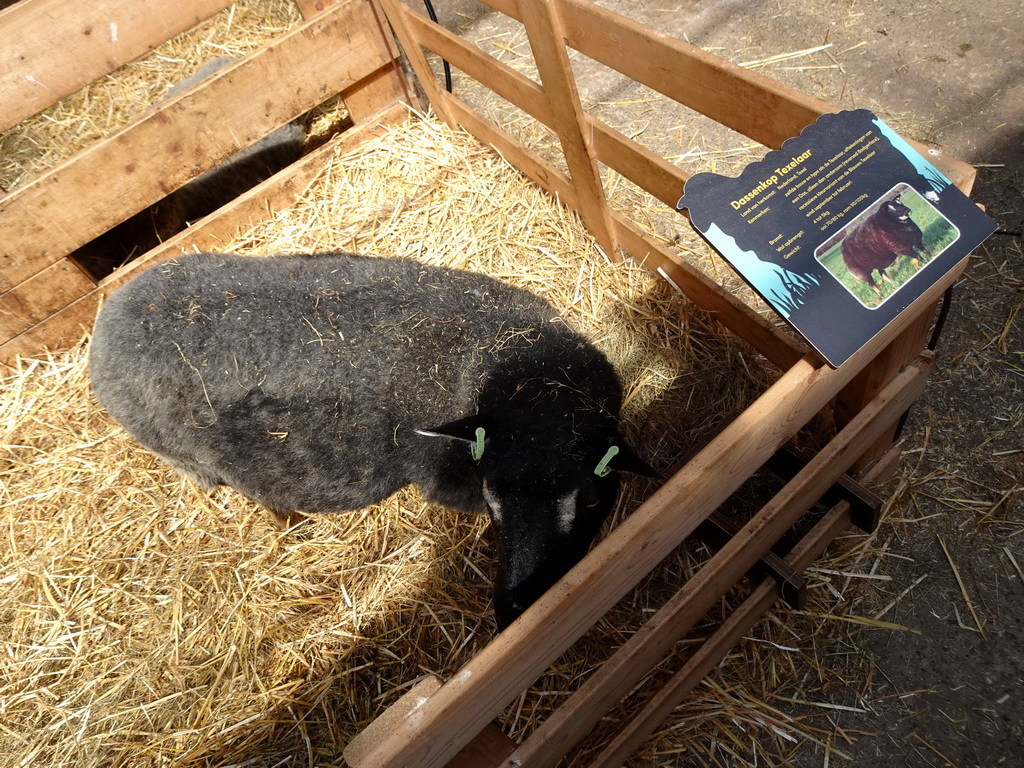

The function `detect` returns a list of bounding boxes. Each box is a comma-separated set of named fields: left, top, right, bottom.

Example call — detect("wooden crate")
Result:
left=338, top=0, right=979, bottom=766
left=0, top=0, right=980, bottom=765
left=0, top=0, right=416, bottom=363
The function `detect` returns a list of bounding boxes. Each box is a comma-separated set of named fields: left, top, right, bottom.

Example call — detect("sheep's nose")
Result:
left=495, top=599, right=524, bottom=631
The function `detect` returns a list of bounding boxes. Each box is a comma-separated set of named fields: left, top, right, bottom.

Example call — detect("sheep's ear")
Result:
left=417, top=415, right=490, bottom=461
left=602, top=440, right=662, bottom=480
left=416, top=415, right=488, bottom=443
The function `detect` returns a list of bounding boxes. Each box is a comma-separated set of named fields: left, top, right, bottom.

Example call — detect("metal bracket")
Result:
left=765, top=444, right=883, bottom=533
left=695, top=513, right=808, bottom=609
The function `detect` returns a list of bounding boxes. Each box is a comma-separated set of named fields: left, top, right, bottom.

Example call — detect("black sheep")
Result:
left=72, top=58, right=305, bottom=278
left=841, top=196, right=925, bottom=298
left=151, top=57, right=306, bottom=231
left=89, top=252, right=655, bottom=628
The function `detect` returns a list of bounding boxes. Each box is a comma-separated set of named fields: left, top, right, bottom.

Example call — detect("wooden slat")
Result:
left=476, top=0, right=519, bottom=16
left=449, top=723, right=516, bottom=766
left=592, top=448, right=898, bottom=766
left=556, top=0, right=828, bottom=149
left=506, top=353, right=933, bottom=767
left=341, top=62, right=415, bottom=124
left=0, top=0, right=235, bottom=133
left=0, top=259, right=95, bottom=341
left=346, top=676, right=445, bottom=766
left=518, top=0, right=617, bottom=257
left=345, top=676, right=516, bottom=767
left=293, top=0, right=332, bottom=16
left=592, top=121, right=689, bottom=210
left=0, top=102, right=410, bottom=365
left=695, top=511, right=807, bottom=609
left=907, top=143, right=975, bottom=194
left=0, top=0, right=393, bottom=291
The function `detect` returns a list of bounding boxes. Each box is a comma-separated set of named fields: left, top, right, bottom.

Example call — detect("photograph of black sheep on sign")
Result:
left=814, top=183, right=960, bottom=307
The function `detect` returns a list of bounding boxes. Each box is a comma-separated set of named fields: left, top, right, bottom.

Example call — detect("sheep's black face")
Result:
left=419, top=413, right=657, bottom=629
left=480, top=452, right=621, bottom=629
left=883, top=198, right=912, bottom=222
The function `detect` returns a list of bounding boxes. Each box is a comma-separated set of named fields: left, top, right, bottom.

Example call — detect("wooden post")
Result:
left=342, top=62, right=415, bottom=123
left=375, top=0, right=458, bottom=125
left=341, top=0, right=419, bottom=122
left=833, top=299, right=939, bottom=471
left=518, top=0, right=618, bottom=259
left=833, top=153, right=977, bottom=471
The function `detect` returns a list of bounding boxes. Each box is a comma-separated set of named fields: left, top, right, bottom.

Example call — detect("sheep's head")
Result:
left=420, top=412, right=656, bottom=629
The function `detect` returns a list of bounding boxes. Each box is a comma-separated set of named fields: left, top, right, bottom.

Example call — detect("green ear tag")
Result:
left=594, top=445, right=619, bottom=477
left=471, top=427, right=486, bottom=461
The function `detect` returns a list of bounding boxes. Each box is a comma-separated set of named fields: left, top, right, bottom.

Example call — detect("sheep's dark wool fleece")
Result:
left=841, top=197, right=925, bottom=291
left=90, top=252, right=645, bottom=625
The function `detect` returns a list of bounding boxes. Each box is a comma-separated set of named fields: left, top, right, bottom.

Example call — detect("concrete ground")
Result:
left=408, top=0, right=1022, bottom=764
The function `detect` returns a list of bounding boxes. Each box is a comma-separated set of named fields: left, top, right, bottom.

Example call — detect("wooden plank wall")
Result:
left=378, top=0, right=975, bottom=371
left=0, top=0, right=413, bottom=364
left=0, top=104, right=410, bottom=364
left=380, top=0, right=806, bottom=370
left=0, top=0, right=236, bottom=133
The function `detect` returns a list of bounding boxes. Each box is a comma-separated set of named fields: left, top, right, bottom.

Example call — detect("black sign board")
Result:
left=676, top=109, right=997, bottom=367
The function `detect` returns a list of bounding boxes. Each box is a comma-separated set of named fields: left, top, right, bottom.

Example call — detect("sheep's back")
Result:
left=89, top=252, right=562, bottom=511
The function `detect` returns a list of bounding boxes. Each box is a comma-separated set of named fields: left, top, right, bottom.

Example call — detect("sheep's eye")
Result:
left=579, top=484, right=602, bottom=509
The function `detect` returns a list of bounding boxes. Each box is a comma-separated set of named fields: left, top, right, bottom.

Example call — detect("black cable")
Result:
left=891, top=285, right=956, bottom=442
left=422, top=0, right=453, bottom=93
left=928, top=285, right=954, bottom=351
